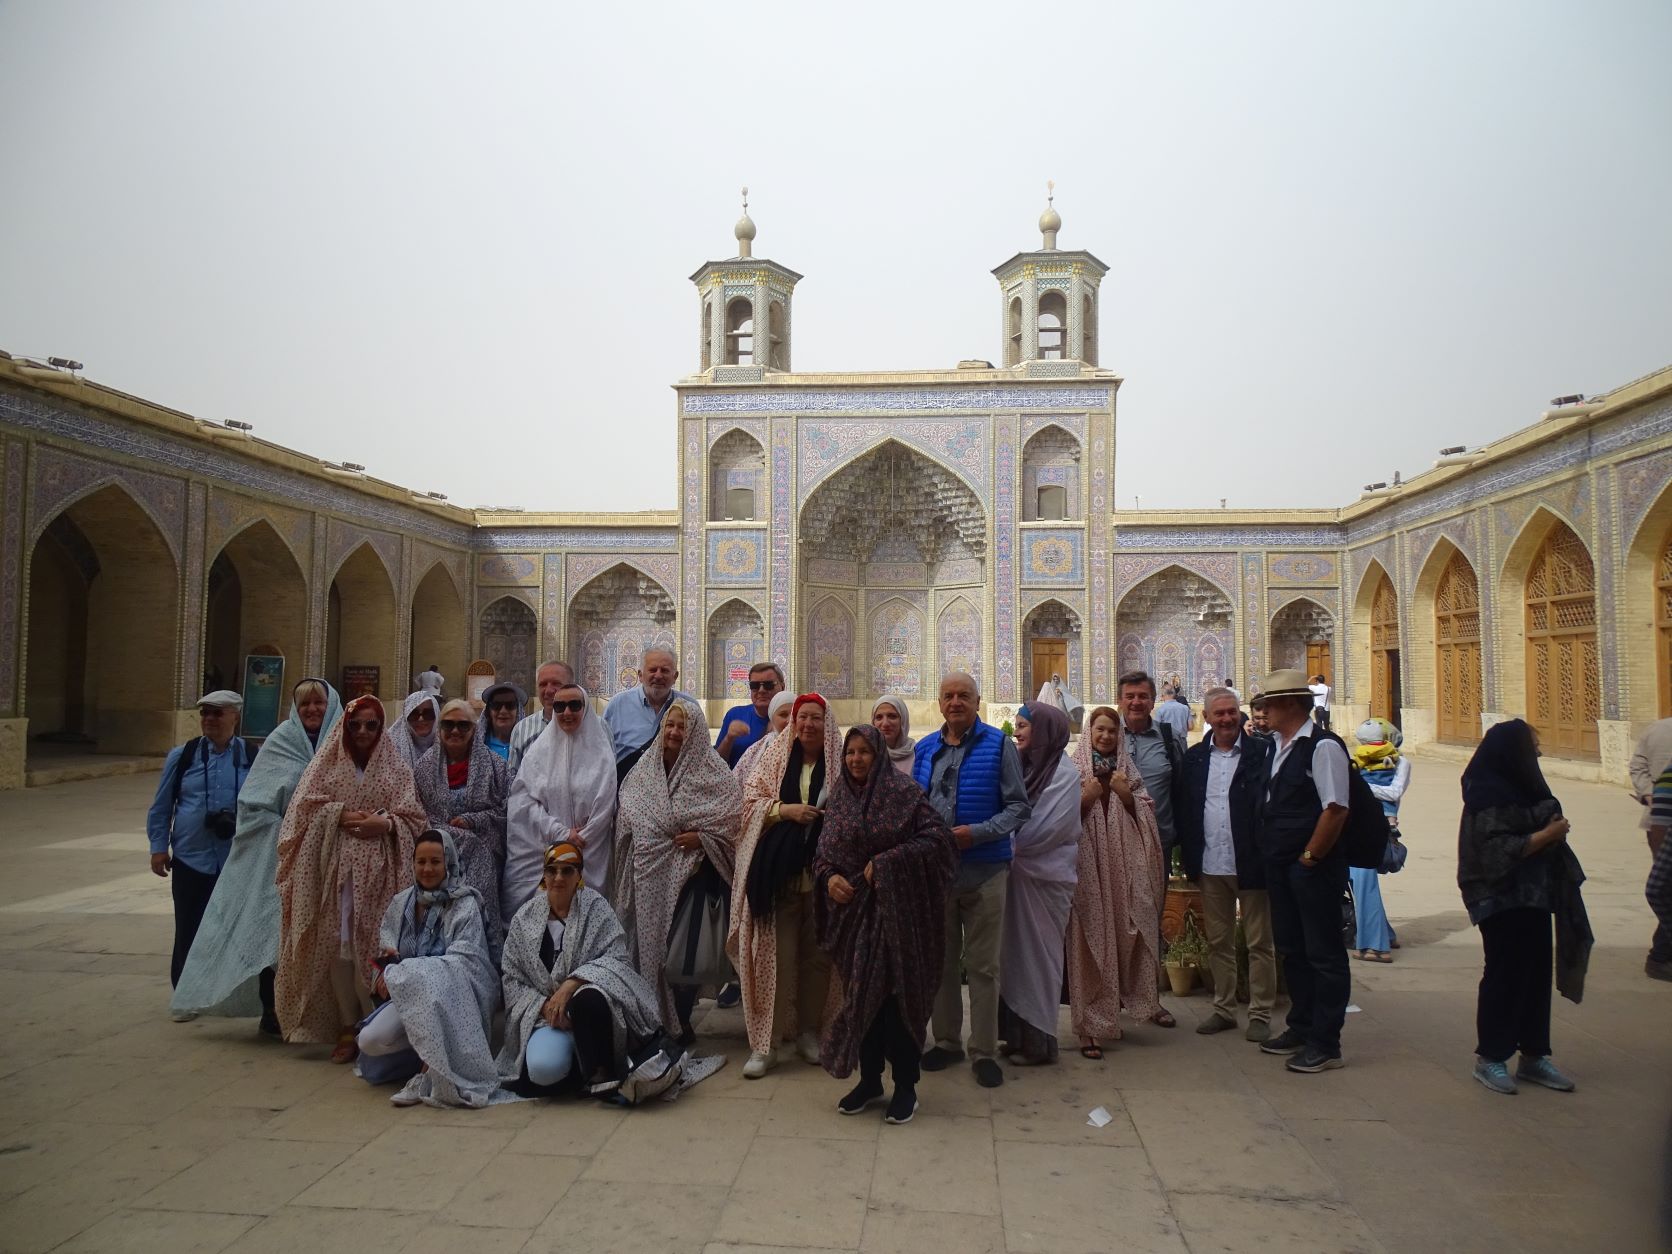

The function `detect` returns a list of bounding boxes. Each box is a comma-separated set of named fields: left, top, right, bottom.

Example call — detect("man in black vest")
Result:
left=1253, top=670, right=1351, bottom=1072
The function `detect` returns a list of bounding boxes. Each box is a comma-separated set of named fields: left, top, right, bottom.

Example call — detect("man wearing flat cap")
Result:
left=1251, top=670, right=1353, bottom=1074
left=146, top=690, right=252, bottom=1016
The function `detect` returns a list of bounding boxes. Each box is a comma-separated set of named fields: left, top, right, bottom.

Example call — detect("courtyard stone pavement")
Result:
left=0, top=753, right=1667, bottom=1254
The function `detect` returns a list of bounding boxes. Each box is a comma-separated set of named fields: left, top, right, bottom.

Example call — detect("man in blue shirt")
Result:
left=716, top=661, right=784, bottom=767
left=147, top=690, right=252, bottom=1016
left=602, top=648, right=694, bottom=765
left=913, top=671, right=1032, bottom=1088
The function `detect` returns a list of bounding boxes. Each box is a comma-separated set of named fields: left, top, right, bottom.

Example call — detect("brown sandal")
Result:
left=330, top=1032, right=359, bottom=1065
left=1151, top=1009, right=1177, bottom=1029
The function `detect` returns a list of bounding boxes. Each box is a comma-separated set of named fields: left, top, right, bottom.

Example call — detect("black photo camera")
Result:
left=206, top=809, right=237, bottom=840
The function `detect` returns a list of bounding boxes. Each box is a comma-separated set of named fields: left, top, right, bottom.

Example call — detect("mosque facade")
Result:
left=1, top=202, right=1669, bottom=789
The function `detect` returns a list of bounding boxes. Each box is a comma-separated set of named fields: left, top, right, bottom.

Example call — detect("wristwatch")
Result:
left=1299, top=848, right=1318, bottom=867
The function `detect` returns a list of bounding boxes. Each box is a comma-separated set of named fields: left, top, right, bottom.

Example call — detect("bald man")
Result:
left=602, top=648, right=694, bottom=763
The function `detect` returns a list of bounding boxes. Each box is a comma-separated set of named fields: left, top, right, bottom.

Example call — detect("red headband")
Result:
left=791, top=692, right=827, bottom=718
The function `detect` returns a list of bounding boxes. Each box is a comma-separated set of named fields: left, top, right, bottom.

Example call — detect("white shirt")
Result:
left=546, top=918, right=566, bottom=950
left=1202, top=739, right=1241, bottom=877
left=1309, top=682, right=1330, bottom=711
left=1269, top=719, right=1349, bottom=810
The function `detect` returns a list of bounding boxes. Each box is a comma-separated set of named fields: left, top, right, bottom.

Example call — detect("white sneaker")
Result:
left=796, top=1032, right=821, bottom=1065
left=742, top=1050, right=774, bottom=1079
left=390, top=1075, right=426, bottom=1107
left=170, top=1010, right=197, bottom=1023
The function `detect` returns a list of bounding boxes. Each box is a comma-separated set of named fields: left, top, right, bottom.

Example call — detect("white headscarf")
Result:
left=397, top=691, right=440, bottom=768
left=735, top=689, right=797, bottom=786
left=503, top=687, right=619, bottom=921
left=871, top=694, right=917, bottom=772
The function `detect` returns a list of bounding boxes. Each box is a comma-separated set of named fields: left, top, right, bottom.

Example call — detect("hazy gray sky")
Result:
left=3, top=1, right=1669, bottom=514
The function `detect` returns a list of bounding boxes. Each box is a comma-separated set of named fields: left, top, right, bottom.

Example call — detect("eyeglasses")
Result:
left=489, top=700, right=519, bottom=712
left=552, top=699, right=587, bottom=713
left=347, top=721, right=382, bottom=733
left=748, top=680, right=779, bottom=692
left=440, top=719, right=473, bottom=733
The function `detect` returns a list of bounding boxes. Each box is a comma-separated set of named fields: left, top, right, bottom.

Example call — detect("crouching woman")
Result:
left=497, top=841, right=665, bottom=1095
left=357, top=829, right=502, bottom=1108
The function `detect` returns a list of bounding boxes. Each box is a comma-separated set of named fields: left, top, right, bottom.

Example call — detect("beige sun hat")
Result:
left=1258, top=669, right=1314, bottom=700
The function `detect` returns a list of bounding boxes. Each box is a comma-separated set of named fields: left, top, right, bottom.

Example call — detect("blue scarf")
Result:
left=406, top=829, right=473, bottom=958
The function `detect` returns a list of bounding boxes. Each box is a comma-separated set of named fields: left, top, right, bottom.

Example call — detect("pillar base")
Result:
left=0, top=718, right=26, bottom=791
left=1398, top=707, right=1435, bottom=751
left=1598, top=719, right=1632, bottom=787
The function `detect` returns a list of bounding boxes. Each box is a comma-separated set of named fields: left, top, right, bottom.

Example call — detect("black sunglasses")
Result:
left=552, top=699, right=587, bottom=713
left=440, top=719, right=473, bottom=733
left=748, top=680, right=779, bottom=691
left=489, top=700, right=519, bottom=711
left=408, top=707, right=436, bottom=721
left=347, top=720, right=382, bottom=733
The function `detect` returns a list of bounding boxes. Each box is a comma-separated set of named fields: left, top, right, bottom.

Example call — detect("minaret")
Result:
left=991, top=182, right=1108, bottom=367
left=690, top=188, right=803, bottom=374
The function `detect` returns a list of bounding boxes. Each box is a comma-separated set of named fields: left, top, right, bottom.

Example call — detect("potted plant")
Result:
left=1162, top=847, right=1203, bottom=944
left=1163, top=912, right=1208, bottom=995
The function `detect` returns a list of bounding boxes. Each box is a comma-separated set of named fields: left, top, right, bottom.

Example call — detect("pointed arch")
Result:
left=479, top=594, right=538, bottom=697
left=205, top=517, right=309, bottom=707
left=325, top=541, right=399, bottom=702
left=709, top=428, right=766, bottom=522
left=1021, top=424, right=1082, bottom=522
left=1269, top=595, right=1335, bottom=683
left=1622, top=479, right=1672, bottom=722
left=1498, top=507, right=1598, bottom=755
left=1022, top=597, right=1083, bottom=702
left=867, top=596, right=927, bottom=698
left=707, top=598, right=766, bottom=701
left=801, top=435, right=988, bottom=507
left=806, top=596, right=855, bottom=698
left=26, top=465, right=183, bottom=565
left=410, top=559, right=470, bottom=699
left=1410, top=538, right=1482, bottom=745
left=936, top=596, right=983, bottom=694
left=1114, top=565, right=1232, bottom=698
left=25, top=483, right=181, bottom=754
left=1348, top=560, right=1400, bottom=727
left=568, top=562, right=677, bottom=698
left=1500, top=511, right=1598, bottom=758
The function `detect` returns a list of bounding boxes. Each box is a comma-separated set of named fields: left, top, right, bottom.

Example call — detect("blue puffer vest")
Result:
left=912, top=719, right=1012, bottom=864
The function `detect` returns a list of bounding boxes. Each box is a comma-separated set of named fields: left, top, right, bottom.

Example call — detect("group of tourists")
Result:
left=146, top=640, right=1654, bottom=1116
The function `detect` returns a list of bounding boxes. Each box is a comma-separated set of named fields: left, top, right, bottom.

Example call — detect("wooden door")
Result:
left=1435, top=551, right=1483, bottom=745
left=1524, top=522, right=1599, bottom=758
left=1368, top=571, right=1400, bottom=725
left=1659, top=527, right=1672, bottom=718
left=1305, top=641, right=1332, bottom=686
left=1031, top=638, right=1067, bottom=698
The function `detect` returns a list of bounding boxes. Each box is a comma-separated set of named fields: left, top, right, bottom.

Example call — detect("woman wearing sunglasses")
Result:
left=414, top=698, right=510, bottom=958
left=506, top=684, right=619, bottom=921
left=275, top=694, right=426, bottom=1063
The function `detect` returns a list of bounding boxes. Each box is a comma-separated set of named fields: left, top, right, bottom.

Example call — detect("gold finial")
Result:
left=1047, top=179, right=1055, bottom=206
left=1039, top=180, right=1062, bottom=249
left=735, top=185, right=757, bottom=257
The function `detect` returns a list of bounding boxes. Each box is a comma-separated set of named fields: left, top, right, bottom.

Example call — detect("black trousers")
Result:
left=169, top=862, right=219, bottom=988
left=1476, top=907, right=1553, bottom=1062
left=259, top=967, right=276, bottom=1018
left=859, top=995, right=920, bottom=1089
left=673, top=984, right=697, bottom=1031
left=568, top=985, right=618, bottom=1082
left=1266, top=854, right=1350, bottom=1055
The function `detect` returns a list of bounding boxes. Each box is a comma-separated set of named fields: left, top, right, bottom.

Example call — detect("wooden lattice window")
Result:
left=1368, top=570, right=1400, bottom=726
left=1524, top=521, right=1599, bottom=758
left=1435, top=551, right=1482, bottom=745
left=1658, top=528, right=1672, bottom=718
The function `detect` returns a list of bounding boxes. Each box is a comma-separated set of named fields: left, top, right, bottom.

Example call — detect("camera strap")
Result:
left=169, top=736, right=249, bottom=816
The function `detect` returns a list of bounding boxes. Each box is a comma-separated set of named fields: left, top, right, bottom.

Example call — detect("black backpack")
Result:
left=1283, top=731, right=1390, bottom=870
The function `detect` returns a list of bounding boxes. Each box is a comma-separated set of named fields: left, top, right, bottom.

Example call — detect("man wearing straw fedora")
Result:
left=1251, top=669, right=1352, bottom=1073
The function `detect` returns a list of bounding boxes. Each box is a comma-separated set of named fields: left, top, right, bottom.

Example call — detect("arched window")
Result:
left=701, top=299, right=713, bottom=371
left=1524, top=521, right=1599, bottom=758
left=725, top=297, right=753, bottom=366
left=768, top=300, right=786, bottom=370
left=1037, top=484, right=1067, bottom=520
left=1038, top=291, right=1066, bottom=359
left=1006, top=297, right=1023, bottom=367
